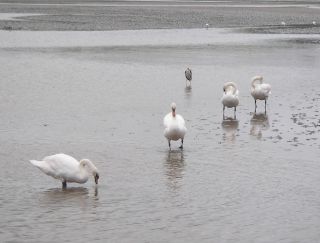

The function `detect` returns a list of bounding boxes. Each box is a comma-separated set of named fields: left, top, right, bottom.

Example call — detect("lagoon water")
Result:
left=0, top=1, right=320, bottom=242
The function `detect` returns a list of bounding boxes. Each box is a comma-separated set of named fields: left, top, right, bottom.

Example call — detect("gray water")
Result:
left=0, top=1, right=320, bottom=243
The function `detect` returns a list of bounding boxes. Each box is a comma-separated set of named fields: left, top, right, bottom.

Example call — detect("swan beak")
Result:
left=94, top=173, right=99, bottom=184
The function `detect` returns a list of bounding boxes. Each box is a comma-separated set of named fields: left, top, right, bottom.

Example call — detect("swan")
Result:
left=205, top=23, right=209, bottom=29
left=221, top=82, right=239, bottom=118
left=251, top=75, right=271, bottom=113
left=164, top=103, right=187, bottom=150
left=30, top=153, right=99, bottom=188
left=281, top=21, right=286, bottom=26
left=185, top=68, right=192, bottom=87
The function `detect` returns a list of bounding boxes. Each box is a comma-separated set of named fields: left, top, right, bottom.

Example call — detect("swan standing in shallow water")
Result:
left=251, top=75, right=271, bottom=113
left=221, top=82, right=239, bottom=118
left=164, top=103, right=187, bottom=150
left=30, top=153, right=99, bottom=188
left=185, top=68, right=192, bottom=87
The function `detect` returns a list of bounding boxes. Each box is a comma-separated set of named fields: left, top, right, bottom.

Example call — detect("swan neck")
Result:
left=172, top=110, right=176, bottom=117
left=251, top=76, right=263, bottom=87
left=80, top=159, right=98, bottom=174
left=224, top=82, right=237, bottom=95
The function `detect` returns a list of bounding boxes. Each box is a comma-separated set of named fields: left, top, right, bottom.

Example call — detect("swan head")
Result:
left=80, top=159, right=100, bottom=184
left=171, top=102, right=176, bottom=117
left=94, top=172, right=99, bottom=184
left=251, top=75, right=263, bottom=87
left=223, top=82, right=238, bottom=95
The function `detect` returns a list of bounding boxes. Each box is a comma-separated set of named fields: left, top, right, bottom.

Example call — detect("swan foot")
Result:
left=254, top=100, right=257, bottom=113
left=223, top=106, right=225, bottom=119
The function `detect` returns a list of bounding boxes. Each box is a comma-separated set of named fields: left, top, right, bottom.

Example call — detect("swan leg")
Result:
left=62, top=180, right=67, bottom=189
left=264, top=99, right=267, bottom=113
left=179, top=139, right=184, bottom=149
left=254, top=99, right=257, bottom=113
left=234, top=107, right=237, bottom=119
left=168, top=140, right=171, bottom=150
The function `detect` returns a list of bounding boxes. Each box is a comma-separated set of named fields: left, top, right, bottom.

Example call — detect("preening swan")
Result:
left=251, top=75, right=271, bottom=113
left=221, top=82, right=239, bottom=118
left=30, top=153, right=99, bottom=188
left=185, top=68, right=192, bottom=87
left=164, top=103, right=187, bottom=150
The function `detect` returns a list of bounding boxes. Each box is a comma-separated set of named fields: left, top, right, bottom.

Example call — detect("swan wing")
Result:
left=261, top=83, right=271, bottom=94
left=176, top=114, right=186, bottom=127
left=30, top=154, right=81, bottom=181
left=163, top=113, right=172, bottom=127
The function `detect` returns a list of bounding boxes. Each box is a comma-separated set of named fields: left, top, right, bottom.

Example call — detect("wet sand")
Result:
left=0, top=1, right=320, bottom=243
left=0, top=0, right=320, bottom=33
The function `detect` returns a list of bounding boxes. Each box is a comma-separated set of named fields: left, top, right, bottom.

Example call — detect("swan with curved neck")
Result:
left=185, top=68, right=192, bottom=87
left=251, top=75, right=271, bottom=113
left=30, top=153, right=99, bottom=188
left=221, top=81, right=239, bottom=118
left=163, top=102, right=187, bottom=150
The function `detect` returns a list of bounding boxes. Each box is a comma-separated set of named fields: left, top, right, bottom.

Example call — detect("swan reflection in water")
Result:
left=165, top=150, right=185, bottom=190
left=39, top=186, right=98, bottom=206
left=221, top=116, right=239, bottom=142
left=250, top=112, right=270, bottom=139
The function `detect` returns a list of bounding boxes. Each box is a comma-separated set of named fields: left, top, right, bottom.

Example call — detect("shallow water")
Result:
left=1, top=2, right=320, bottom=243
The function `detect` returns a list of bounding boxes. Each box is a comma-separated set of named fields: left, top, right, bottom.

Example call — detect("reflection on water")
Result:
left=165, top=150, right=185, bottom=190
left=221, top=117, right=239, bottom=142
left=39, top=187, right=90, bottom=206
left=94, top=186, right=98, bottom=197
left=250, top=112, right=270, bottom=139
left=184, top=85, right=192, bottom=98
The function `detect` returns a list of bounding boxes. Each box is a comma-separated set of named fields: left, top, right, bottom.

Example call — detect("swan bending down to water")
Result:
left=221, top=82, right=239, bottom=118
left=30, top=153, right=99, bottom=188
left=251, top=75, right=271, bottom=112
left=164, top=103, right=187, bottom=149
left=185, top=68, right=192, bottom=87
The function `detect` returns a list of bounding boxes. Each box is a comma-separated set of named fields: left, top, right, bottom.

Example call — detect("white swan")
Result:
left=164, top=103, right=187, bottom=149
left=221, top=82, right=239, bottom=118
left=251, top=75, right=271, bottom=112
left=30, top=153, right=99, bottom=188
left=185, top=68, right=192, bottom=87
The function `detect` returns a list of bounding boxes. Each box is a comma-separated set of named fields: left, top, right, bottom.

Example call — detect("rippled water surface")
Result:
left=1, top=2, right=320, bottom=243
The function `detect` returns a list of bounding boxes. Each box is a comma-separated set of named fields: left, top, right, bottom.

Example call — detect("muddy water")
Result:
left=0, top=14, right=320, bottom=243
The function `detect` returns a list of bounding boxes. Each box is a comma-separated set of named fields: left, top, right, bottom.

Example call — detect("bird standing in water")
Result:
left=163, top=103, right=187, bottom=150
left=221, top=82, right=239, bottom=119
left=250, top=75, right=271, bottom=113
left=185, top=68, right=192, bottom=87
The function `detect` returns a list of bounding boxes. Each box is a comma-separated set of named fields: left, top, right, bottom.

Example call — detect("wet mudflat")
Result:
left=0, top=1, right=320, bottom=242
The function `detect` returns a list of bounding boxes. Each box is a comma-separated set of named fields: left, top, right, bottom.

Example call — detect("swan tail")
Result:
left=30, top=160, right=42, bottom=167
